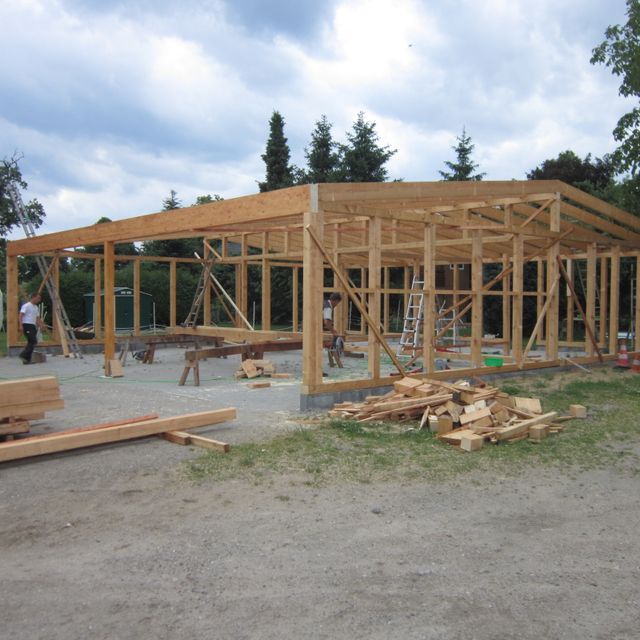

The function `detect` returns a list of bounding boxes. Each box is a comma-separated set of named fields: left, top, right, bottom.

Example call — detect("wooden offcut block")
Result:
left=393, top=377, right=423, bottom=395
left=459, top=406, right=492, bottom=425
left=108, top=360, right=124, bottom=377
left=529, top=424, right=550, bottom=441
left=460, top=434, right=484, bottom=452
left=436, top=415, right=453, bottom=435
left=514, top=397, right=542, bottom=414
left=569, top=404, right=587, bottom=418
left=241, top=360, right=259, bottom=379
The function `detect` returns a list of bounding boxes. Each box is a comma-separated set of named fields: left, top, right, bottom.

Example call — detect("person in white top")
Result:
left=322, top=292, right=342, bottom=339
left=19, top=293, right=43, bottom=364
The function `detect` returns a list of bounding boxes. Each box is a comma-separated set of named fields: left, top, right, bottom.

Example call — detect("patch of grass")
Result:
left=185, top=367, right=640, bottom=485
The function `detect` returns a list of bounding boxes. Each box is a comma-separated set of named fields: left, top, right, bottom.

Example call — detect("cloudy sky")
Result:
left=0, top=0, right=631, bottom=237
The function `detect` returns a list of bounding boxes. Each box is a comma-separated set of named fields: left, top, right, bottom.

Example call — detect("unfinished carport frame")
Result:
left=7, top=181, right=640, bottom=406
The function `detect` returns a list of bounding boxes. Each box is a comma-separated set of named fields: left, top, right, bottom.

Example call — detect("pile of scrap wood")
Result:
left=234, top=359, right=292, bottom=380
left=0, top=408, right=236, bottom=463
left=0, top=376, right=64, bottom=440
left=329, top=376, right=585, bottom=452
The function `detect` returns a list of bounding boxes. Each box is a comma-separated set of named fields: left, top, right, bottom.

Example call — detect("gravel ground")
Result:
left=1, top=351, right=639, bottom=639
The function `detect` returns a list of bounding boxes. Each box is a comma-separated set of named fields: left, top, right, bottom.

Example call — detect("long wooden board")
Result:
left=0, top=408, right=236, bottom=463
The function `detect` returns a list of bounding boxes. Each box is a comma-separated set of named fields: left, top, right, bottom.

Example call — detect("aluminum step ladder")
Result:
left=183, top=250, right=217, bottom=327
left=6, top=181, right=83, bottom=358
left=397, top=274, right=424, bottom=356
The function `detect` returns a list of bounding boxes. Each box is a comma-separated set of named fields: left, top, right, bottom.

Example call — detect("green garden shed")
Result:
left=84, top=287, right=154, bottom=331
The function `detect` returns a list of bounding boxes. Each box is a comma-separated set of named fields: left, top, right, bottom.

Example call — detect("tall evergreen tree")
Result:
left=439, top=127, right=485, bottom=181
left=258, top=111, right=295, bottom=192
left=339, top=112, right=396, bottom=182
left=591, top=0, right=640, bottom=175
left=304, top=115, right=341, bottom=183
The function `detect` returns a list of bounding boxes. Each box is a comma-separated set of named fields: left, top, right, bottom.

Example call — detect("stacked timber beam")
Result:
left=0, top=376, right=64, bottom=439
left=329, top=376, right=581, bottom=451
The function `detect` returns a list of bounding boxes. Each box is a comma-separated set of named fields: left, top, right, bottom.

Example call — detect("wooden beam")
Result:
left=586, top=245, right=596, bottom=357
left=292, top=267, right=299, bottom=332
left=511, top=234, right=523, bottom=365
left=170, top=259, right=177, bottom=328
left=599, top=256, right=608, bottom=347
left=261, top=258, right=271, bottom=330
left=8, top=186, right=312, bottom=255
left=368, top=217, right=382, bottom=378
left=609, top=245, right=620, bottom=354
left=103, top=241, right=115, bottom=374
left=133, top=259, right=141, bottom=335
left=7, top=252, right=19, bottom=346
left=471, top=230, right=483, bottom=367
left=545, top=196, right=561, bottom=360
left=423, top=223, right=436, bottom=373
left=93, top=257, right=102, bottom=339
left=302, top=186, right=324, bottom=390
left=0, top=409, right=236, bottom=463
left=203, top=242, right=212, bottom=326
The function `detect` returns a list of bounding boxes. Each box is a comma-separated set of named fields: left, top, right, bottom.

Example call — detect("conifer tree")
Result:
left=258, top=111, right=295, bottom=192
left=304, top=115, right=340, bottom=183
left=339, top=112, right=396, bottom=182
left=439, top=127, right=485, bottom=181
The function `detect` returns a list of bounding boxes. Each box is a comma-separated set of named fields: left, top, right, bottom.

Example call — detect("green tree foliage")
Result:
left=258, top=111, right=296, bottom=192
left=194, top=194, right=224, bottom=205
left=591, top=0, right=640, bottom=175
left=303, top=115, right=341, bottom=183
left=339, top=112, right=396, bottom=182
left=439, top=127, right=485, bottom=181
left=0, top=156, right=45, bottom=237
left=526, top=150, right=616, bottom=192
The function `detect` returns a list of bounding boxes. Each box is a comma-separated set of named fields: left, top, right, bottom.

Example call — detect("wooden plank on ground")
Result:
left=495, top=412, right=557, bottom=441
left=0, top=408, right=236, bottom=463
left=162, top=431, right=230, bottom=453
left=248, top=382, right=271, bottom=389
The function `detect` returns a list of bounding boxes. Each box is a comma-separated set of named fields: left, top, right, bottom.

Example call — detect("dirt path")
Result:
left=1, top=442, right=638, bottom=640
left=1, top=353, right=639, bottom=638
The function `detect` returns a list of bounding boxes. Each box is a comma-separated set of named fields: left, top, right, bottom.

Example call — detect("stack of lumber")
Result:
left=0, top=376, right=64, bottom=439
left=234, top=359, right=292, bottom=380
left=329, top=376, right=580, bottom=452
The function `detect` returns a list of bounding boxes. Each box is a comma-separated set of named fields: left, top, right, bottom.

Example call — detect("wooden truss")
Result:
left=7, top=180, right=640, bottom=400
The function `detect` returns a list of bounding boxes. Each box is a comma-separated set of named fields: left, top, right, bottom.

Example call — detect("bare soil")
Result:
left=1, top=351, right=639, bottom=639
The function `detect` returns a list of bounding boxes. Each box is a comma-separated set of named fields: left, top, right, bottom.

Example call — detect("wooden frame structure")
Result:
left=7, top=181, right=640, bottom=403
